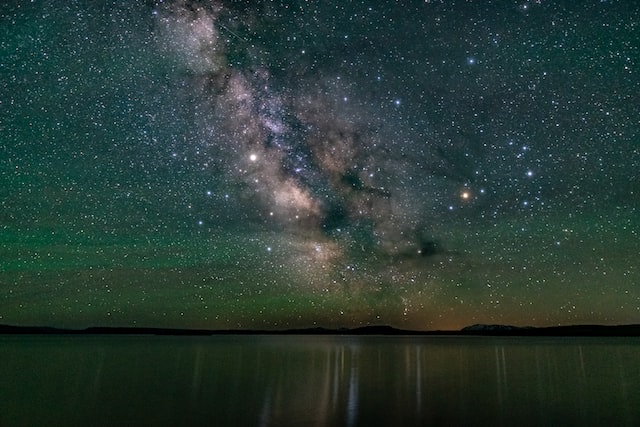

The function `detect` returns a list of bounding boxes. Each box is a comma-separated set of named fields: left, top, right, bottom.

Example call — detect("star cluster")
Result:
left=0, top=0, right=638, bottom=330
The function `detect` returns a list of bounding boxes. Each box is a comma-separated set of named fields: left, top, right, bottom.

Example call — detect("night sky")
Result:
left=1, top=0, right=638, bottom=330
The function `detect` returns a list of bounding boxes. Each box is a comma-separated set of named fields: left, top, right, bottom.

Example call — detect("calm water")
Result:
left=1, top=335, right=639, bottom=426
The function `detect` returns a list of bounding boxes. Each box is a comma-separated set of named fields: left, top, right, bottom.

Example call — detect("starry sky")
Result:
left=1, top=0, right=638, bottom=330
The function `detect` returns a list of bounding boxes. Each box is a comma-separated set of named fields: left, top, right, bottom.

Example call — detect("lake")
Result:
left=1, top=335, right=638, bottom=426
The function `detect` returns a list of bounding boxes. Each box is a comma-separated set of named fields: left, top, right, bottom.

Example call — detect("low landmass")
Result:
left=1, top=323, right=640, bottom=336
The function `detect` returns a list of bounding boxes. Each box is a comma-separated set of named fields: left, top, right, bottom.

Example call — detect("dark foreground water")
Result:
left=1, top=335, right=639, bottom=426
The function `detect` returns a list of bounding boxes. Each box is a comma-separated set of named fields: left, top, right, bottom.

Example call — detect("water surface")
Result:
left=1, top=335, right=638, bottom=426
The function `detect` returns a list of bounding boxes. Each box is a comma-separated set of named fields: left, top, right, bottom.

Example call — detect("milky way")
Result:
left=1, top=0, right=639, bottom=330
left=154, top=0, right=459, bottom=260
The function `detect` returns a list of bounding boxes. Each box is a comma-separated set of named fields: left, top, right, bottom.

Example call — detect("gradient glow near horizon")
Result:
left=1, top=0, right=638, bottom=330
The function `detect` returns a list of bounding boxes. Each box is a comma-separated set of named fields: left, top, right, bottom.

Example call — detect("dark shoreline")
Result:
left=2, top=323, right=640, bottom=337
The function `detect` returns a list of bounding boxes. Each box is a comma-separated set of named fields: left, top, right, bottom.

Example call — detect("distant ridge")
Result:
left=2, top=323, right=640, bottom=336
left=0, top=324, right=416, bottom=336
left=460, top=323, right=640, bottom=336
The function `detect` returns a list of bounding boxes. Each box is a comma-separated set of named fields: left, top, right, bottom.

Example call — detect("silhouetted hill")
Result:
left=461, top=324, right=531, bottom=332
left=1, top=323, right=640, bottom=336
left=460, top=323, right=640, bottom=336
